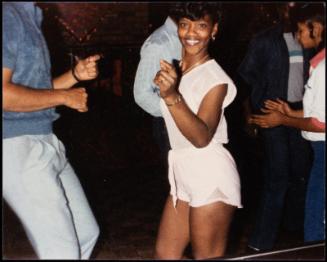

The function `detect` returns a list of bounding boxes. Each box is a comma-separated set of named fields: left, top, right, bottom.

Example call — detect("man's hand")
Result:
left=63, top=87, right=88, bottom=112
left=73, top=54, right=101, bottom=81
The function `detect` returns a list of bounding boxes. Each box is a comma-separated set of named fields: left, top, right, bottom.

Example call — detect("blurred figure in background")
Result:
left=133, top=9, right=182, bottom=164
left=250, top=3, right=325, bottom=244
left=237, top=2, right=314, bottom=251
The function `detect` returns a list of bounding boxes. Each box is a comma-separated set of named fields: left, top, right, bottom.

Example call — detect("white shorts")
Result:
left=168, top=143, right=242, bottom=208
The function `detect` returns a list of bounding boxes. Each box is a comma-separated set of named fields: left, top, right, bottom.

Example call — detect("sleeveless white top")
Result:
left=160, top=59, right=237, bottom=149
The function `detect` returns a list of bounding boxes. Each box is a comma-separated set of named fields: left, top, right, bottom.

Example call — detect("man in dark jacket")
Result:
left=238, top=3, right=313, bottom=251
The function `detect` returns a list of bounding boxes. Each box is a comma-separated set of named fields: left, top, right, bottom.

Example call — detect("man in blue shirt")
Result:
left=133, top=14, right=182, bottom=161
left=3, top=2, right=100, bottom=259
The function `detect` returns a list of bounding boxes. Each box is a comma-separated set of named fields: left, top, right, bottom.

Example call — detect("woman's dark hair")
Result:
left=290, top=3, right=325, bottom=50
left=170, top=2, right=222, bottom=25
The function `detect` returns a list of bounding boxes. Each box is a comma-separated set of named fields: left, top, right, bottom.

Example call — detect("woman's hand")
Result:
left=264, top=98, right=293, bottom=116
left=153, top=60, right=179, bottom=100
left=249, top=109, right=285, bottom=128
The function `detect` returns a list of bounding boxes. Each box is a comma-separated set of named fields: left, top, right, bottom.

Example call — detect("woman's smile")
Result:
left=178, top=15, right=218, bottom=56
left=185, top=39, right=201, bottom=46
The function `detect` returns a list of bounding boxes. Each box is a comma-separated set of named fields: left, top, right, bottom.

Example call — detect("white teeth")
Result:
left=186, top=40, right=199, bottom=46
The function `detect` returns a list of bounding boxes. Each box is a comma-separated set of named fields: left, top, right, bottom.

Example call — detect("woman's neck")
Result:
left=182, top=51, right=209, bottom=65
left=180, top=52, right=210, bottom=75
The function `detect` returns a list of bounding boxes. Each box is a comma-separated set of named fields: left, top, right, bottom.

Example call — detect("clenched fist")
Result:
left=63, top=88, right=88, bottom=112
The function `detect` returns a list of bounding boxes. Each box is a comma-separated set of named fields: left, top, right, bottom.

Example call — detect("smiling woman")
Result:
left=174, top=3, right=221, bottom=74
left=153, top=2, right=242, bottom=260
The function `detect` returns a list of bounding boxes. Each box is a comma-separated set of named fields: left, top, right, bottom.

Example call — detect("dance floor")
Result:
left=2, top=91, right=325, bottom=260
left=3, top=165, right=324, bottom=260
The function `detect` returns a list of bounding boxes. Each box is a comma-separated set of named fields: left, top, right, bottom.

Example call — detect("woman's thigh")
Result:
left=190, top=201, right=236, bottom=259
left=155, top=196, right=190, bottom=259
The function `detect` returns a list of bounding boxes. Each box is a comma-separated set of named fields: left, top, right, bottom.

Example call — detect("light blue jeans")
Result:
left=3, top=134, right=100, bottom=259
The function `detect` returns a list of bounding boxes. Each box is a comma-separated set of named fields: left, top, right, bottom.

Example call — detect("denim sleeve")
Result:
left=133, top=43, right=163, bottom=117
left=2, top=6, right=21, bottom=70
left=237, top=36, right=268, bottom=110
left=237, top=37, right=265, bottom=87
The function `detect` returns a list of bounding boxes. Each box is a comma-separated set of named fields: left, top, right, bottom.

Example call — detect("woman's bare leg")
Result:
left=154, top=196, right=190, bottom=259
left=190, top=201, right=236, bottom=259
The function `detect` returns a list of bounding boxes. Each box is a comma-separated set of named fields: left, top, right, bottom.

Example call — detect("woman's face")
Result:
left=296, top=22, right=317, bottom=49
left=178, top=14, right=218, bottom=57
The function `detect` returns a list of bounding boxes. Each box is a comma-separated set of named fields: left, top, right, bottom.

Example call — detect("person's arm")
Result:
left=237, top=37, right=267, bottom=89
left=263, top=98, right=304, bottom=118
left=237, top=35, right=271, bottom=111
left=3, top=67, right=88, bottom=113
left=281, top=116, right=325, bottom=132
left=165, top=85, right=227, bottom=148
left=2, top=6, right=87, bottom=113
left=133, top=43, right=164, bottom=117
left=154, top=60, right=227, bottom=148
left=242, top=96, right=260, bottom=137
left=252, top=60, right=326, bottom=133
left=249, top=109, right=325, bottom=132
left=53, top=55, right=101, bottom=90
left=243, top=96, right=252, bottom=123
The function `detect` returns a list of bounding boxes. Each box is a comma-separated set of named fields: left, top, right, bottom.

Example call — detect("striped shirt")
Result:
left=283, top=32, right=304, bottom=102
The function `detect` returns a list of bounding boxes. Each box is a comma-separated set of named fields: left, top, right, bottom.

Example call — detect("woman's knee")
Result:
left=193, top=249, right=225, bottom=260
left=192, top=241, right=226, bottom=260
left=154, top=240, right=184, bottom=259
left=154, top=248, right=182, bottom=260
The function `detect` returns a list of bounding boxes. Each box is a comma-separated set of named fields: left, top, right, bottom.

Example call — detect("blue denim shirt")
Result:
left=133, top=16, right=182, bottom=117
left=3, top=2, right=59, bottom=139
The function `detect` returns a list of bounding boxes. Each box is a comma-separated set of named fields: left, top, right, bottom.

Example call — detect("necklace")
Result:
left=180, top=54, right=210, bottom=76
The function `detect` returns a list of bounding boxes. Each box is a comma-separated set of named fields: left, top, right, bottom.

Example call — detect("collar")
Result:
left=310, top=48, right=326, bottom=68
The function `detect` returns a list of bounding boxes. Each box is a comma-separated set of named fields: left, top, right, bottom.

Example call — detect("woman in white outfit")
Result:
left=153, top=3, right=242, bottom=259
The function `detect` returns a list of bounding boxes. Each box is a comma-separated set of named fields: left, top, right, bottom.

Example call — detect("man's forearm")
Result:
left=53, top=69, right=78, bottom=90
left=133, top=75, right=162, bottom=117
left=133, top=53, right=163, bottom=117
left=3, top=83, right=66, bottom=112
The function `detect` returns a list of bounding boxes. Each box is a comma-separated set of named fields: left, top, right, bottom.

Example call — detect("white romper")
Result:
left=160, top=59, right=242, bottom=208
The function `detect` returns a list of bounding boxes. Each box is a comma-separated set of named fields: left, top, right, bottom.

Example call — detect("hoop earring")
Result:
left=211, top=35, right=216, bottom=41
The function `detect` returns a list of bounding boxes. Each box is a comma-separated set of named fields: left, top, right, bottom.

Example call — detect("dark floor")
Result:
left=2, top=92, right=325, bottom=260
left=2, top=164, right=324, bottom=260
